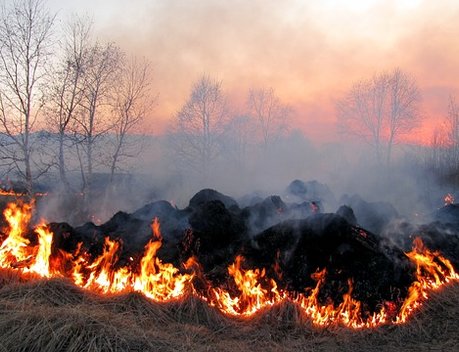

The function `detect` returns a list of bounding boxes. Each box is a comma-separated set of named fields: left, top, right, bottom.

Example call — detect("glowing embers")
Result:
left=444, top=193, right=455, bottom=206
left=0, top=201, right=458, bottom=329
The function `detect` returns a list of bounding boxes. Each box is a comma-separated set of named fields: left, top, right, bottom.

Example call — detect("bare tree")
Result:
left=337, top=68, right=421, bottom=166
left=337, top=73, right=388, bottom=163
left=426, top=127, right=448, bottom=177
left=438, top=95, right=459, bottom=180
left=424, top=97, right=459, bottom=184
left=0, top=0, right=55, bottom=195
left=386, top=68, right=421, bottom=165
left=108, top=56, right=153, bottom=184
left=170, top=75, right=227, bottom=178
left=247, top=87, right=290, bottom=152
left=446, top=95, right=459, bottom=164
left=73, top=41, right=122, bottom=203
left=46, top=15, right=92, bottom=191
left=221, top=114, right=255, bottom=170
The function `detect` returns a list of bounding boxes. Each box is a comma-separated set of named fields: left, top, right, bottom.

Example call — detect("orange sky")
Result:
left=47, top=0, right=459, bottom=145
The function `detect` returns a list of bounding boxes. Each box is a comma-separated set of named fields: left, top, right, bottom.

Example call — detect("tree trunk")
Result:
left=86, top=138, right=93, bottom=209
left=387, top=134, right=394, bottom=169
left=24, top=150, right=33, bottom=199
left=58, top=131, right=71, bottom=191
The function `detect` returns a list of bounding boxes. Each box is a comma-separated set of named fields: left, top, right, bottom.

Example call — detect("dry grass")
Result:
left=0, top=269, right=458, bottom=352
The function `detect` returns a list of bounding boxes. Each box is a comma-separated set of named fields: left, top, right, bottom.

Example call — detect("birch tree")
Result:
left=0, top=0, right=55, bottom=196
left=386, top=68, right=421, bottom=165
left=337, top=68, right=421, bottom=166
left=46, top=16, right=92, bottom=191
left=247, top=87, right=290, bottom=152
left=74, top=42, right=122, bottom=204
left=170, top=75, right=227, bottom=178
left=108, top=56, right=153, bottom=184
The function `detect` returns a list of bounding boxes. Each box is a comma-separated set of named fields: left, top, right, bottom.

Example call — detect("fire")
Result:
left=0, top=189, right=48, bottom=197
left=68, top=218, right=194, bottom=299
left=0, top=203, right=193, bottom=301
left=208, top=255, right=286, bottom=316
left=444, top=193, right=455, bottom=206
left=0, top=203, right=54, bottom=277
left=0, top=202, right=34, bottom=269
left=29, top=224, right=53, bottom=277
left=0, top=202, right=458, bottom=329
left=396, top=237, right=459, bottom=323
left=295, top=269, right=387, bottom=328
left=0, top=190, right=26, bottom=197
left=78, top=237, right=128, bottom=293
left=132, top=218, right=194, bottom=300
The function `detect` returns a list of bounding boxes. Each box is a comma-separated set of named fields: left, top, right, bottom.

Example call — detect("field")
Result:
left=0, top=271, right=457, bottom=352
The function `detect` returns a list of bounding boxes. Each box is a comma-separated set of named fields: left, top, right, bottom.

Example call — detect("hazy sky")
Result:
left=45, top=0, right=459, bottom=144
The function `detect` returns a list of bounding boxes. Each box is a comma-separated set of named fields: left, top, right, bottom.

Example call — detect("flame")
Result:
left=208, top=255, right=286, bottom=316
left=296, top=270, right=387, bottom=328
left=0, top=202, right=33, bottom=269
left=0, top=190, right=26, bottom=197
left=78, top=237, right=128, bottom=293
left=29, top=224, right=54, bottom=277
left=0, top=203, right=193, bottom=301
left=396, top=237, right=459, bottom=323
left=0, top=190, right=47, bottom=197
left=68, top=218, right=194, bottom=299
left=1, top=202, right=458, bottom=329
left=444, top=193, right=455, bottom=206
left=132, top=218, right=194, bottom=300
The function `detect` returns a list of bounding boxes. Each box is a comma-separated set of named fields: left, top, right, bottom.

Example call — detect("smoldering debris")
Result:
left=4, top=179, right=455, bottom=318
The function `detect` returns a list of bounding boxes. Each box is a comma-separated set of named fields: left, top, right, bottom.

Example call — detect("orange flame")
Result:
left=0, top=203, right=193, bottom=301
left=396, top=237, right=459, bottom=323
left=132, top=218, right=194, bottom=300
left=79, top=237, right=128, bottom=293
left=0, top=202, right=458, bottom=329
left=0, top=190, right=48, bottom=197
left=29, top=224, right=54, bottom=277
left=0, top=202, right=33, bottom=269
left=208, top=255, right=286, bottom=316
left=295, top=270, right=387, bottom=328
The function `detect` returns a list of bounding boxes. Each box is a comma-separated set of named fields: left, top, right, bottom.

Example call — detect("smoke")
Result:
left=67, top=0, right=459, bottom=143
left=20, top=0, right=459, bottom=228
left=31, top=129, right=449, bottom=237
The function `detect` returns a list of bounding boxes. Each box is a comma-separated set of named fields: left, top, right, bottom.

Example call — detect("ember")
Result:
left=444, top=193, right=455, bottom=206
left=0, top=196, right=458, bottom=329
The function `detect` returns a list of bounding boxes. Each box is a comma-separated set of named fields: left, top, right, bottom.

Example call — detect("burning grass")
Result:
left=0, top=202, right=458, bottom=324
left=0, top=271, right=458, bottom=352
left=1, top=200, right=459, bottom=350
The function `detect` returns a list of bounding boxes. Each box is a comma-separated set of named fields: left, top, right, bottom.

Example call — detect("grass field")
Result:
left=0, top=270, right=457, bottom=352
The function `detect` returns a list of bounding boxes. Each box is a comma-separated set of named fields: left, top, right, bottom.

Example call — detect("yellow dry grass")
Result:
left=0, top=269, right=458, bottom=352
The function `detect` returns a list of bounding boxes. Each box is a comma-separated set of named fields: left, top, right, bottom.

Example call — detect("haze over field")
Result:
left=45, top=0, right=459, bottom=143
left=1, top=0, right=459, bottom=224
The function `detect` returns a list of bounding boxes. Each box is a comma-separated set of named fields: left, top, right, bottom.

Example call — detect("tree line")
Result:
left=0, top=1, right=292, bottom=205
